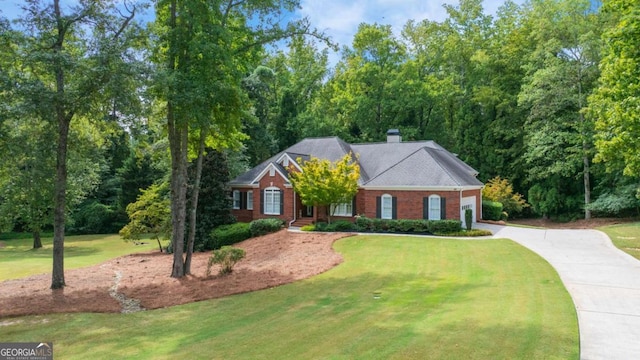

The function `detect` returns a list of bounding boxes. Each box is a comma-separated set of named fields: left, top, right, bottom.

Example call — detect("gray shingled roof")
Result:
left=230, top=137, right=483, bottom=188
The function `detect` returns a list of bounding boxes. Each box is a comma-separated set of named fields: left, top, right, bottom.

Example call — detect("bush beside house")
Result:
left=210, top=218, right=284, bottom=249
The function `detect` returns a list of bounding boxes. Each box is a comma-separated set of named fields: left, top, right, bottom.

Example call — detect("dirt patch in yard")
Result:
left=0, top=230, right=351, bottom=318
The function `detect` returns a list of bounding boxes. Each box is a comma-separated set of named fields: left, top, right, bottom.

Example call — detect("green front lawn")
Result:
left=599, top=222, right=640, bottom=260
left=0, top=235, right=578, bottom=359
left=0, top=234, right=166, bottom=281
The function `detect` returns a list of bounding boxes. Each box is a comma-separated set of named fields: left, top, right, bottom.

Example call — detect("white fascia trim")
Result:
left=361, top=185, right=484, bottom=191
left=276, top=153, right=303, bottom=172
left=250, top=163, right=291, bottom=185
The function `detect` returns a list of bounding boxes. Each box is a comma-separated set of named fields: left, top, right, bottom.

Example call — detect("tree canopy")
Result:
left=289, top=154, right=360, bottom=224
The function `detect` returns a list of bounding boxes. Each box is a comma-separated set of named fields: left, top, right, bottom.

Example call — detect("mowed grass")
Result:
left=599, top=222, right=640, bottom=260
left=0, top=234, right=166, bottom=280
left=0, top=235, right=578, bottom=359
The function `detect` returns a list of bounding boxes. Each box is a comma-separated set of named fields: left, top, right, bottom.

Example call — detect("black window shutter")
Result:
left=279, top=191, right=284, bottom=215
left=352, top=197, right=357, bottom=216
left=260, top=190, right=264, bottom=214
left=440, top=197, right=446, bottom=220
left=376, top=196, right=381, bottom=218
left=423, top=197, right=429, bottom=219
left=392, top=197, right=398, bottom=219
left=241, top=192, right=247, bottom=210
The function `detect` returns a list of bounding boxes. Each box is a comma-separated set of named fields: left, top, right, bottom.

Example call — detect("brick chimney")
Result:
left=386, top=129, right=401, bottom=143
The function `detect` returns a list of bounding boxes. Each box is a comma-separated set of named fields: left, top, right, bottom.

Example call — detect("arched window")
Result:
left=381, top=194, right=393, bottom=220
left=429, top=194, right=441, bottom=220
left=263, top=187, right=281, bottom=215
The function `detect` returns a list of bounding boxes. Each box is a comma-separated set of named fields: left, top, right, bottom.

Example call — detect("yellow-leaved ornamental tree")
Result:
left=483, top=176, right=528, bottom=217
left=289, top=154, right=360, bottom=224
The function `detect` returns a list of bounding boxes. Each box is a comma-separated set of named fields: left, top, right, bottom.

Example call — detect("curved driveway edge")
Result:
left=477, top=223, right=640, bottom=360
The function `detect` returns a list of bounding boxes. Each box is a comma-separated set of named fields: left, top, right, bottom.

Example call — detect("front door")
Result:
left=303, top=205, right=313, bottom=217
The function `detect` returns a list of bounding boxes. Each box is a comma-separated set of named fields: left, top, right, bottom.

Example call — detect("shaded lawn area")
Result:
left=599, top=222, right=640, bottom=260
left=0, top=234, right=166, bottom=281
left=0, top=235, right=578, bottom=359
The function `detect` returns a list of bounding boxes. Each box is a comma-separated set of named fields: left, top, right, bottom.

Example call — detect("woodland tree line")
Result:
left=0, top=0, right=639, bottom=286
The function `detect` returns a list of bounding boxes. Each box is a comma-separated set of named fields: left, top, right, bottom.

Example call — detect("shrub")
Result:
left=207, top=246, right=246, bottom=276
left=250, top=218, right=284, bottom=237
left=465, top=209, right=473, bottom=231
left=395, top=219, right=413, bottom=232
left=441, top=229, right=493, bottom=237
left=325, top=220, right=355, bottom=232
left=483, top=176, right=528, bottom=216
left=314, top=222, right=328, bottom=231
left=354, top=216, right=374, bottom=231
left=428, top=220, right=462, bottom=234
left=300, top=224, right=315, bottom=231
left=210, top=223, right=251, bottom=249
left=482, top=201, right=503, bottom=221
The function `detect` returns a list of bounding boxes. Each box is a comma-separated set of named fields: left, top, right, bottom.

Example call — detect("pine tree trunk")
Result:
left=184, top=132, right=206, bottom=274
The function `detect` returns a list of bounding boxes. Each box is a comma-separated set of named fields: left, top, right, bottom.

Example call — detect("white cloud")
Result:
left=297, top=0, right=524, bottom=66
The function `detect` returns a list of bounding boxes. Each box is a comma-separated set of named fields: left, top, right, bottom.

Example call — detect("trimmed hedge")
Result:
left=210, top=223, right=251, bottom=249
left=482, top=201, right=503, bottom=221
left=250, top=218, right=284, bottom=237
left=319, top=216, right=462, bottom=235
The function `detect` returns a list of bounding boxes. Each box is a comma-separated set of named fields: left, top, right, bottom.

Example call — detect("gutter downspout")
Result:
left=459, top=188, right=463, bottom=225
left=288, top=191, right=297, bottom=228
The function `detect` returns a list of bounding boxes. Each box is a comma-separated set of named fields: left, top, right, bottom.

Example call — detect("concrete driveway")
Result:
left=477, top=223, right=640, bottom=360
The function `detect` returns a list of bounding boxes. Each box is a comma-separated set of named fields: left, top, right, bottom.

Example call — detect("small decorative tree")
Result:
left=483, top=176, right=528, bottom=217
left=289, top=154, right=360, bottom=224
left=119, top=182, right=171, bottom=252
left=465, top=208, right=473, bottom=231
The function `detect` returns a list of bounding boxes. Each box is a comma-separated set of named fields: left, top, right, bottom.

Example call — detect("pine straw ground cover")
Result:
left=0, top=232, right=577, bottom=359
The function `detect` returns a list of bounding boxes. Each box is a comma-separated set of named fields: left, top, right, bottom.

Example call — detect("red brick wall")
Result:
left=359, top=189, right=463, bottom=220
left=252, top=170, right=294, bottom=223
left=232, top=183, right=483, bottom=223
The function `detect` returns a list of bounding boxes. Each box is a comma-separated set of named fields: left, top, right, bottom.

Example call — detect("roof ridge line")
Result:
left=362, top=146, right=428, bottom=185
left=425, top=147, right=463, bottom=187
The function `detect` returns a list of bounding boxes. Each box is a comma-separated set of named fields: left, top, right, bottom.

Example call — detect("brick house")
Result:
left=229, top=130, right=484, bottom=228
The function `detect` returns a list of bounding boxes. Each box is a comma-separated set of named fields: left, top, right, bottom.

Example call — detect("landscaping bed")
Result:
left=0, top=230, right=350, bottom=318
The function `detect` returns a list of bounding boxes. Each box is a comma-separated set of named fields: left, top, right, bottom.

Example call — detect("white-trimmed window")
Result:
left=264, top=187, right=281, bottom=215
left=247, top=191, right=253, bottom=210
left=429, top=195, right=441, bottom=220
left=331, top=201, right=353, bottom=217
left=381, top=194, right=393, bottom=219
left=233, top=190, right=241, bottom=210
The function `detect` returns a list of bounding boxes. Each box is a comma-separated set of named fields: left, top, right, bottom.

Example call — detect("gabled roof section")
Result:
left=230, top=136, right=482, bottom=189
left=362, top=146, right=483, bottom=187
left=249, top=162, right=290, bottom=185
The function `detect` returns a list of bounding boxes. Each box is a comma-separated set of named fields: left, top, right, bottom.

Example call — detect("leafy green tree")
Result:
left=289, top=154, right=360, bottom=224
left=153, top=0, right=329, bottom=278
left=120, top=182, right=171, bottom=253
left=5, top=0, right=142, bottom=289
left=186, top=149, right=235, bottom=251
left=587, top=0, right=640, bottom=177
left=518, top=0, right=600, bottom=219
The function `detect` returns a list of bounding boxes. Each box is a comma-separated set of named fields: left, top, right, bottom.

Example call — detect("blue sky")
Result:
left=1, top=0, right=523, bottom=64
left=296, top=0, right=523, bottom=49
